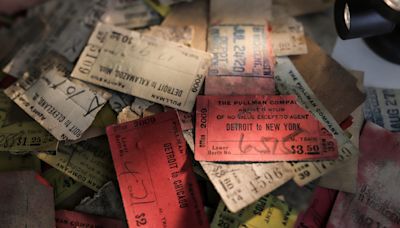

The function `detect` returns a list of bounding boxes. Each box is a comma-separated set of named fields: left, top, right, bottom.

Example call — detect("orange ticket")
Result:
left=106, top=111, right=208, bottom=228
left=55, top=210, right=126, bottom=228
left=195, top=95, right=338, bottom=162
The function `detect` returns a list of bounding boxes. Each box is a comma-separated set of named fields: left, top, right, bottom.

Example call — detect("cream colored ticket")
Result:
left=144, top=26, right=194, bottom=47
left=35, top=136, right=116, bottom=191
left=0, top=153, right=41, bottom=172
left=0, top=121, right=57, bottom=153
left=43, top=168, right=84, bottom=206
left=4, top=73, right=109, bottom=141
left=270, top=17, right=308, bottom=56
left=274, top=57, right=359, bottom=186
left=211, top=195, right=298, bottom=228
left=183, top=129, right=293, bottom=213
left=71, top=23, right=212, bottom=112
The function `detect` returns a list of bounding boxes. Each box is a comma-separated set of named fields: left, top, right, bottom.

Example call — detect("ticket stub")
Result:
left=195, top=95, right=338, bottom=162
left=211, top=195, right=298, bottom=228
left=72, top=23, right=212, bottom=112
left=43, top=168, right=84, bottom=206
left=364, top=87, right=400, bottom=132
left=184, top=124, right=294, bottom=213
left=55, top=210, right=126, bottom=228
left=275, top=57, right=359, bottom=186
left=35, top=136, right=116, bottom=191
left=107, top=111, right=209, bottom=227
left=4, top=73, right=109, bottom=141
left=269, top=18, right=308, bottom=57
left=0, top=121, right=57, bottom=154
left=0, top=90, right=12, bottom=127
left=102, top=0, right=160, bottom=29
left=144, top=25, right=194, bottom=47
left=327, top=122, right=400, bottom=228
left=205, top=25, right=275, bottom=95
left=208, top=25, right=272, bottom=77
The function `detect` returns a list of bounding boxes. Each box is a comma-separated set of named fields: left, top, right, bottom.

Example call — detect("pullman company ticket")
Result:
left=107, top=111, right=209, bottom=227
left=4, top=73, right=109, bottom=141
left=72, top=23, right=212, bottom=112
left=275, top=57, right=359, bottom=186
left=35, top=136, right=116, bottom=191
left=195, top=95, right=338, bottom=162
left=184, top=129, right=294, bottom=213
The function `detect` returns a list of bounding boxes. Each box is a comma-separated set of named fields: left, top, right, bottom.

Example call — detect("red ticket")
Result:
left=195, top=95, right=338, bottom=161
left=106, top=111, right=209, bottom=228
left=295, top=187, right=338, bottom=228
left=55, top=210, right=126, bottom=228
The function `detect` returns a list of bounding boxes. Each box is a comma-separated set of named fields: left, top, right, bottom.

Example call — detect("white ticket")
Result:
left=4, top=73, right=109, bottom=141
left=183, top=129, right=293, bottom=213
left=275, top=57, right=359, bottom=186
left=72, top=23, right=212, bottom=112
left=270, top=17, right=308, bottom=56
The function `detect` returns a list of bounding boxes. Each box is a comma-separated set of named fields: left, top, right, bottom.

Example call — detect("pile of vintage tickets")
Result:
left=0, top=0, right=399, bottom=227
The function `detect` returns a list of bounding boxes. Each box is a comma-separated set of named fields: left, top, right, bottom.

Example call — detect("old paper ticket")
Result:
left=364, top=87, right=400, bottom=132
left=107, top=111, right=209, bottom=227
left=211, top=195, right=298, bottom=228
left=195, top=95, right=338, bottom=162
left=0, top=121, right=57, bottom=153
left=72, top=23, right=212, bottom=112
left=205, top=25, right=275, bottom=95
left=4, top=73, right=109, bottom=141
left=269, top=17, right=308, bottom=56
left=275, top=57, right=359, bottom=186
left=210, top=0, right=272, bottom=25
left=184, top=129, right=293, bottom=213
left=35, top=136, right=116, bottom=191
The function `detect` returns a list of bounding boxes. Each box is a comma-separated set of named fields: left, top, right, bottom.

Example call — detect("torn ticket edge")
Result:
left=195, top=95, right=338, bottom=162
left=4, top=72, right=110, bottom=141
left=274, top=57, right=359, bottom=186
left=269, top=17, right=308, bottom=57
left=102, top=0, right=160, bottom=29
left=71, top=23, right=212, bottom=112
left=205, top=25, right=275, bottom=96
left=75, top=181, right=126, bottom=220
left=211, top=195, right=298, bottom=227
left=183, top=129, right=293, bottom=213
left=143, top=25, right=194, bottom=47
left=35, top=136, right=116, bottom=191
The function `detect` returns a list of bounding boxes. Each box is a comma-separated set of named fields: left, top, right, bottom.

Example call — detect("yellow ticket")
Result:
left=143, top=0, right=171, bottom=17
left=0, top=153, right=41, bottom=172
left=0, top=121, right=57, bottom=154
left=35, top=136, right=116, bottom=191
left=211, top=195, right=298, bottom=228
left=43, top=168, right=84, bottom=206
